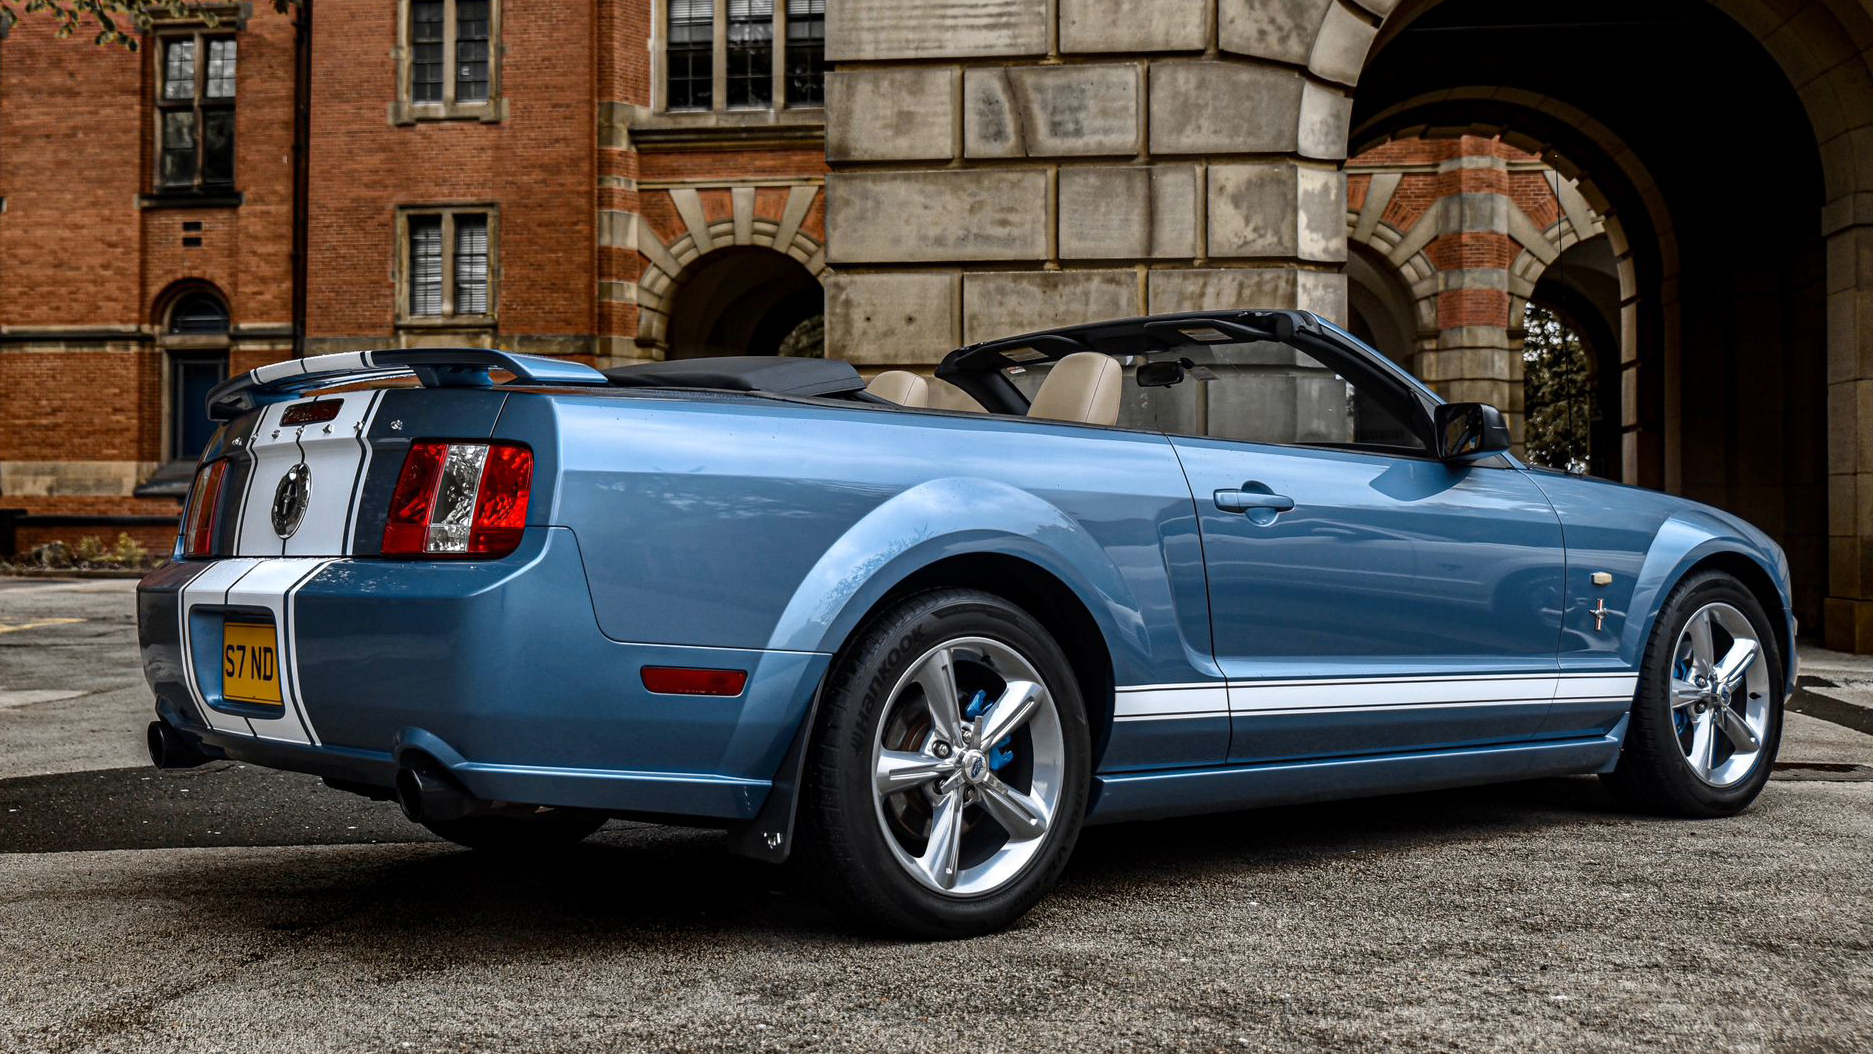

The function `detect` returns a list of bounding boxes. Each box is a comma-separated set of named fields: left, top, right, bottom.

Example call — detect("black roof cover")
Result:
left=603, top=356, right=864, bottom=397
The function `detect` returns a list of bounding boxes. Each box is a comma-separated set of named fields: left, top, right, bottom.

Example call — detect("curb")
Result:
left=0, top=568, right=153, bottom=581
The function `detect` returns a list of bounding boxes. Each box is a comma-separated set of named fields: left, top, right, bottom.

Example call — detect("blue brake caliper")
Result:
left=962, top=689, right=1016, bottom=772
left=1671, top=655, right=1691, bottom=735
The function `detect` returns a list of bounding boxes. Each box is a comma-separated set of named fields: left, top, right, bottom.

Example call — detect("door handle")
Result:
left=1213, top=485, right=1295, bottom=515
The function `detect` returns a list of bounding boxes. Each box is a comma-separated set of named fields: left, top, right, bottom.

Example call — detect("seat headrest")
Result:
left=864, top=370, right=930, bottom=408
left=1027, top=352, right=1123, bottom=426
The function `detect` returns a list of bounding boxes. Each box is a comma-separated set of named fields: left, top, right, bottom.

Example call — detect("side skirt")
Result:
left=1085, top=728, right=1626, bottom=826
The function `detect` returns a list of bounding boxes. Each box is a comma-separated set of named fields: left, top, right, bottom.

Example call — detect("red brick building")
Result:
left=0, top=1, right=1849, bottom=646
left=0, top=0, right=829, bottom=553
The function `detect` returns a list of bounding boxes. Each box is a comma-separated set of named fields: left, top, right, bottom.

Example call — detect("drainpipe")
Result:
left=290, top=0, right=312, bottom=358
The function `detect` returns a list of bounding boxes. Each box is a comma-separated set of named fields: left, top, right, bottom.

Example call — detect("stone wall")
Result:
left=823, top=0, right=1389, bottom=365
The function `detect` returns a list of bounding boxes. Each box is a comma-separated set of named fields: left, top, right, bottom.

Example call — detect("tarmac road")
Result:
left=2, top=578, right=1870, bottom=1053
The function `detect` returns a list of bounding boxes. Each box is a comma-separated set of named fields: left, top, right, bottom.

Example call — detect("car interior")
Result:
left=596, top=311, right=1439, bottom=444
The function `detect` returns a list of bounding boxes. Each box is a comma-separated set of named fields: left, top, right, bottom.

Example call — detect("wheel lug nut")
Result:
left=933, top=742, right=952, bottom=759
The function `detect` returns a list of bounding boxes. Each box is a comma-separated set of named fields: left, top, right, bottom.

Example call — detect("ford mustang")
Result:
left=136, top=309, right=1793, bottom=937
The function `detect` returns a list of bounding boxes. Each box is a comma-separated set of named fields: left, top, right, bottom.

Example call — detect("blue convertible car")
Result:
left=137, top=309, right=1793, bottom=936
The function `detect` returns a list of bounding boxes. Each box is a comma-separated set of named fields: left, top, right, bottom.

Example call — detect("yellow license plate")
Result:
left=222, top=622, right=282, bottom=706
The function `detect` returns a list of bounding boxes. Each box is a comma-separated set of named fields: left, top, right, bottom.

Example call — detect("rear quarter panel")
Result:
left=515, top=392, right=1214, bottom=691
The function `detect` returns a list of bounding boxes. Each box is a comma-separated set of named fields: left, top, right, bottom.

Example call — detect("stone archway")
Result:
left=663, top=246, right=826, bottom=359
left=1354, top=0, right=1834, bottom=634
left=1341, top=99, right=1666, bottom=479
left=823, top=0, right=1873, bottom=645
left=634, top=184, right=830, bottom=356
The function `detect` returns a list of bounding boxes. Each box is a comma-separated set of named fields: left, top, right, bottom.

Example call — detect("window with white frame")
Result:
left=398, top=0, right=500, bottom=121
left=400, top=209, right=496, bottom=324
left=664, top=0, right=823, bottom=113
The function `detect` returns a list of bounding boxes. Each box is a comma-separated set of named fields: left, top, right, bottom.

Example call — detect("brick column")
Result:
left=1409, top=151, right=1525, bottom=446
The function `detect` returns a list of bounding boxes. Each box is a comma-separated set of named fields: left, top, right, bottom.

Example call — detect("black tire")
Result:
left=1602, top=570, right=1784, bottom=817
left=421, top=809, right=608, bottom=851
left=797, top=588, right=1092, bottom=939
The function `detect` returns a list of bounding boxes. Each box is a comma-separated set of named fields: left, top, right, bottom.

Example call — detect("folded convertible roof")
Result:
left=938, top=309, right=1320, bottom=378
left=205, top=348, right=610, bottom=420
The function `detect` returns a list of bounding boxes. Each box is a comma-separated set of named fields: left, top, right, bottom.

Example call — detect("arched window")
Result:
left=162, top=290, right=231, bottom=462
left=167, top=292, right=231, bottom=335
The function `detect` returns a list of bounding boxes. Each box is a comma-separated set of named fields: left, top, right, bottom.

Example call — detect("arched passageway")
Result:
left=1355, top=0, right=1831, bottom=631
left=664, top=247, right=824, bottom=359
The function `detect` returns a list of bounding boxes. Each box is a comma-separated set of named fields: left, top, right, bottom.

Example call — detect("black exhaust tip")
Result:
left=394, top=759, right=476, bottom=824
left=147, top=720, right=211, bottom=770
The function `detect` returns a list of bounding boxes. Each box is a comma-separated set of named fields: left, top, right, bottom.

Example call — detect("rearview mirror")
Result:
left=1135, top=360, right=1186, bottom=388
left=1434, top=403, right=1512, bottom=460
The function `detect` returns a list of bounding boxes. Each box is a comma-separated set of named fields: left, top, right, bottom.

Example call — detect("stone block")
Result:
left=1297, top=81, right=1351, bottom=160
left=965, top=65, right=1142, bottom=158
left=1309, top=1, right=1378, bottom=85
left=597, top=210, right=635, bottom=248
left=962, top=271, right=1138, bottom=343
left=1208, top=162, right=1345, bottom=262
left=826, top=272, right=961, bottom=365
left=1296, top=164, right=1346, bottom=262
left=1218, top=0, right=1331, bottom=67
left=1147, top=267, right=1345, bottom=318
left=828, top=0, right=1047, bottom=61
left=827, top=170, right=1049, bottom=263
left=1058, top=165, right=1198, bottom=260
left=827, top=68, right=957, bottom=162
left=1148, top=61, right=1304, bottom=156
left=1442, top=192, right=1511, bottom=234
left=1060, top=0, right=1209, bottom=53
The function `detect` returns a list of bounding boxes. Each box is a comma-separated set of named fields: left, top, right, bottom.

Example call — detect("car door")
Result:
left=1144, top=334, right=1567, bottom=764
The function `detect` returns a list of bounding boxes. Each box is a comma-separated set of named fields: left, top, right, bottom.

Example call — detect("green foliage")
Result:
left=778, top=313, right=826, bottom=358
left=15, top=533, right=153, bottom=570
left=0, top=1, right=296, bottom=49
left=1522, top=302, right=1595, bottom=474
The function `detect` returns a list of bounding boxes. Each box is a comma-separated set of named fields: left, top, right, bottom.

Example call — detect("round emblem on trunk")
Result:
left=271, top=462, right=311, bottom=540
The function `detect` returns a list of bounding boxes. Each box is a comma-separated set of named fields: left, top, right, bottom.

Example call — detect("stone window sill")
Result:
left=394, top=315, right=498, bottom=331
left=389, top=99, right=508, bottom=126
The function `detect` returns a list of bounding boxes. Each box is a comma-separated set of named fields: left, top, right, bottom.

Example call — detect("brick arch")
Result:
left=635, top=185, right=829, bottom=353
left=1346, top=149, right=1610, bottom=344
left=150, top=278, right=232, bottom=331
left=1345, top=0, right=1869, bottom=643
left=1347, top=92, right=1675, bottom=473
left=1366, top=0, right=1873, bottom=209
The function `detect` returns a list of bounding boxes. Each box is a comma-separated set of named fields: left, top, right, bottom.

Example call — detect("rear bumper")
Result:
left=136, top=527, right=830, bottom=821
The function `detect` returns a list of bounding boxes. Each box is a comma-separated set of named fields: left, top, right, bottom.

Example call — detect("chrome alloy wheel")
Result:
left=1669, top=601, right=1771, bottom=788
left=870, top=637, right=1065, bottom=897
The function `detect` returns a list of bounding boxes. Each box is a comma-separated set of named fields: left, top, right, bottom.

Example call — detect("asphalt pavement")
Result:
left=2, top=577, right=1870, bottom=1053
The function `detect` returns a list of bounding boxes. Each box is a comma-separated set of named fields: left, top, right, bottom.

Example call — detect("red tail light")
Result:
left=182, top=460, right=228, bottom=558
left=641, top=666, right=749, bottom=697
left=382, top=441, right=533, bottom=558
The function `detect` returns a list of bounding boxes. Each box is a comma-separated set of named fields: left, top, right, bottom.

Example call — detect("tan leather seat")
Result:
left=865, top=370, right=930, bottom=408
left=1027, top=352, right=1123, bottom=426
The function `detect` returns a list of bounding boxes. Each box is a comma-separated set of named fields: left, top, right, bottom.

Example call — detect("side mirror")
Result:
left=1135, top=360, right=1186, bottom=388
left=1434, top=402, right=1512, bottom=460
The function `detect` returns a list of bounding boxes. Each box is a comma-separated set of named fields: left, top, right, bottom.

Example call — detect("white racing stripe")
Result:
left=233, top=403, right=293, bottom=556
left=1553, top=674, right=1640, bottom=700
left=231, top=392, right=383, bottom=557
left=1113, top=685, right=1229, bottom=722
left=1112, top=672, right=1639, bottom=720
left=1229, top=676, right=1561, bottom=713
left=284, top=392, right=384, bottom=557
left=178, top=558, right=267, bottom=737
left=222, top=558, right=333, bottom=743
left=175, top=557, right=336, bottom=745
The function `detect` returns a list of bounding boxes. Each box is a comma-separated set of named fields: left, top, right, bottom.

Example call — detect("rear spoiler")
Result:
left=205, top=348, right=610, bottom=421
